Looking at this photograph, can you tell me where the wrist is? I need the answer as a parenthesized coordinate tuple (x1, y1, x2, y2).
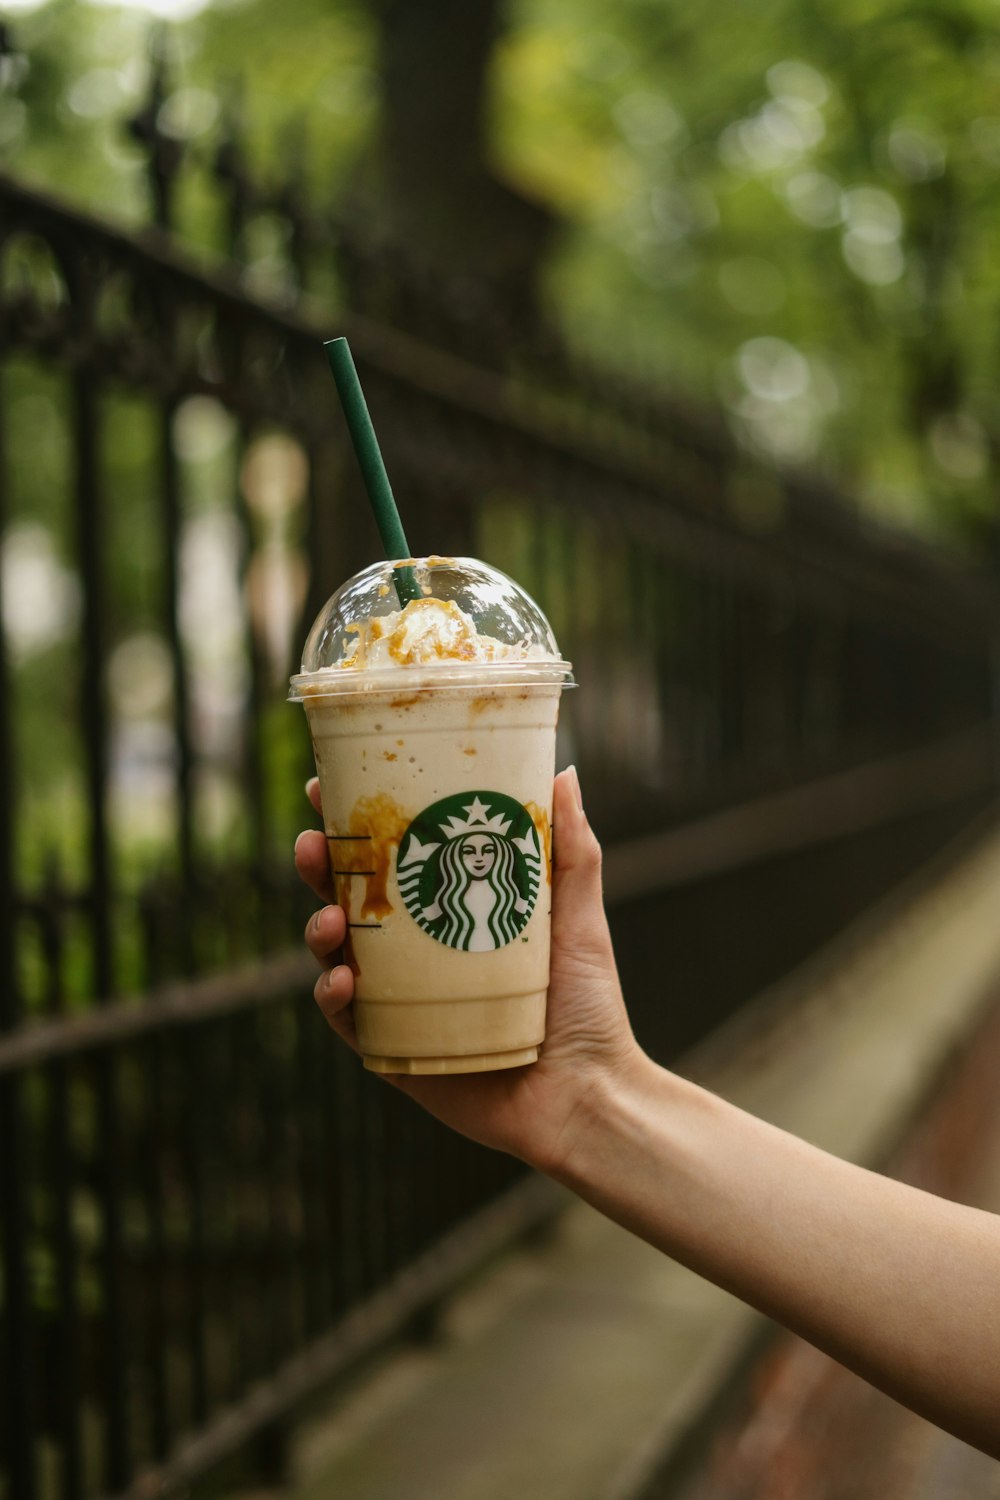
(547, 1046, 671, 1192)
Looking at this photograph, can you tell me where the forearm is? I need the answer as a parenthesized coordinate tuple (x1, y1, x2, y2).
(556, 1053, 1000, 1457)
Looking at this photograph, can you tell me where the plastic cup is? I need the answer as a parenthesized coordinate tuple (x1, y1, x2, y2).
(290, 556, 574, 1074)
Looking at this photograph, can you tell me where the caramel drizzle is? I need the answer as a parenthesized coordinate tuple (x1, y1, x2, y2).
(327, 793, 411, 932)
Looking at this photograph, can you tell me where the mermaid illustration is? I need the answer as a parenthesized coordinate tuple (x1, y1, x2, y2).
(396, 793, 541, 952)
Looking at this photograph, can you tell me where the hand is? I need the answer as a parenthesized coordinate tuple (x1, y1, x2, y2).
(294, 768, 641, 1173)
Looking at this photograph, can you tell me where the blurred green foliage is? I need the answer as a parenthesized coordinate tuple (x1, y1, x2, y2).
(6, 0, 1000, 546)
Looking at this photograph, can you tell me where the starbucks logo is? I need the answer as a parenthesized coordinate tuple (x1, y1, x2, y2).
(397, 792, 542, 952)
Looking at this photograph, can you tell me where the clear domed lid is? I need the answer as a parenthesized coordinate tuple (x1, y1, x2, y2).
(289, 556, 573, 698)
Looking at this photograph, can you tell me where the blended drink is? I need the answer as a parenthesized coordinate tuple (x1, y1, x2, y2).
(290, 556, 572, 1074)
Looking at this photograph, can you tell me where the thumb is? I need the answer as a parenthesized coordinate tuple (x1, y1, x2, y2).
(552, 767, 615, 963)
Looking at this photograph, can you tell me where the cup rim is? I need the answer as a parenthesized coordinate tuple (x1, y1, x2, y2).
(288, 658, 575, 701)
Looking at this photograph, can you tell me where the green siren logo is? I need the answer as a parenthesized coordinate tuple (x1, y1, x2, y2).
(397, 792, 542, 952)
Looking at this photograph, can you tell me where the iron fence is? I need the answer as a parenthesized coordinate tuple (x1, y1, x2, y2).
(1, 37, 999, 1500)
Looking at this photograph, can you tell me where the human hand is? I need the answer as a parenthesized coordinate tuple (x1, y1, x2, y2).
(294, 767, 641, 1174)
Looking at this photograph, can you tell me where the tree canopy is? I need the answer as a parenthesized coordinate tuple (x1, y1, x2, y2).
(6, 0, 1000, 548)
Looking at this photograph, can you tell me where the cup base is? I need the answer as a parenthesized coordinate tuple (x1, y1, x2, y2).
(363, 1045, 540, 1076)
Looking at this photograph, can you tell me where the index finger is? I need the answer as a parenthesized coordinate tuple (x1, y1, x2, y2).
(294, 828, 337, 905)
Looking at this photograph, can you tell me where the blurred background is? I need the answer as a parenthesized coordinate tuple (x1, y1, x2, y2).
(11, 0, 1000, 540)
(2, 0, 1000, 1497)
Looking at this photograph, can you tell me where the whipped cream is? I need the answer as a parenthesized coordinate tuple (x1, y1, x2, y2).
(340, 597, 553, 670)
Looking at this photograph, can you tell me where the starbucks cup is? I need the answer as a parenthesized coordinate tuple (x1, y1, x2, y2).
(290, 556, 574, 1075)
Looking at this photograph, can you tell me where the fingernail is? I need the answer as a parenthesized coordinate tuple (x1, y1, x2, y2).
(568, 764, 583, 810)
(294, 830, 307, 855)
(305, 777, 319, 796)
(310, 908, 324, 934)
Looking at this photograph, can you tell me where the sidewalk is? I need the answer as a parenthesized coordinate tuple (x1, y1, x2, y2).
(237, 814, 1000, 1500)
(672, 992, 1000, 1500)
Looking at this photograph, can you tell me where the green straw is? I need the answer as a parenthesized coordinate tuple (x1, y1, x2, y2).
(324, 336, 421, 605)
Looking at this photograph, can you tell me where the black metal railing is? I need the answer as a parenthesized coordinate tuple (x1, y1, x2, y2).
(1, 37, 999, 1500)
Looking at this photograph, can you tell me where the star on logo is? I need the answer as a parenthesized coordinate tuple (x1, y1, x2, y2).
(439, 795, 512, 839)
(399, 832, 441, 867)
(513, 830, 538, 858)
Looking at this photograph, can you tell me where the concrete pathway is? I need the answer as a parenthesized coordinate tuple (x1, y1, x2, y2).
(672, 1018, 1000, 1500)
(241, 817, 1000, 1500)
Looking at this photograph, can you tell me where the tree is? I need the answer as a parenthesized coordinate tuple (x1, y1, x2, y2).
(345, 0, 558, 346)
(8, 0, 1000, 544)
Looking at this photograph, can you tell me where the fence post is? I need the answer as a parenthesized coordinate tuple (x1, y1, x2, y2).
(252, 1420, 292, 1488)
